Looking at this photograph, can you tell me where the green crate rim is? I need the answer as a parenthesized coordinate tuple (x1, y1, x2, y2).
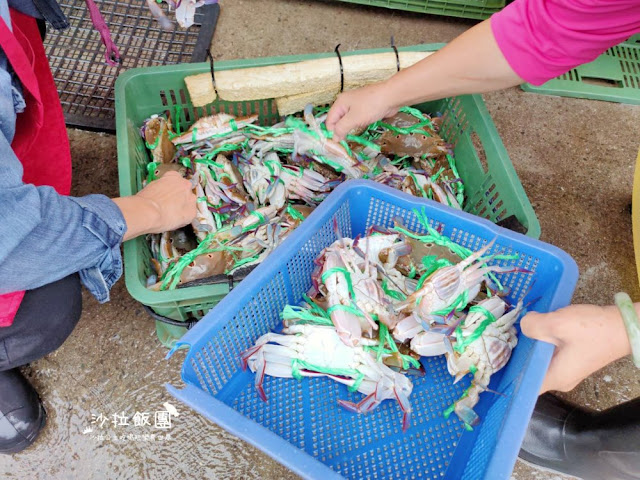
(331, 0, 504, 20)
(115, 44, 540, 318)
(521, 39, 640, 104)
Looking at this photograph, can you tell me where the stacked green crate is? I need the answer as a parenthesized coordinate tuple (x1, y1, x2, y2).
(332, 0, 505, 20)
(521, 35, 640, 104)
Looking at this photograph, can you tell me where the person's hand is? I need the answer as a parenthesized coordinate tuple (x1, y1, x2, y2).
(113, 171, 196, 241)
(521, 304, 632, 394)
(136, 171, 197, 233)
(326, 82, 400, 142)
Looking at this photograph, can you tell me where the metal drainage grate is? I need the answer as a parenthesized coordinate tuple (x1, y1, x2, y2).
(44, 0, 219, 131)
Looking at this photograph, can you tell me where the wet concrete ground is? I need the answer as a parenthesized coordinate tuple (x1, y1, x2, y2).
(2, 0, 640, 478)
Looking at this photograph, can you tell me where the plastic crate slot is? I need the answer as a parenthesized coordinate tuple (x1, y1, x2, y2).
(580, 76, 623, 88)
(169, 89, 178, 105)
(470, 131, 489, 174)
(159, 90, 168, 106)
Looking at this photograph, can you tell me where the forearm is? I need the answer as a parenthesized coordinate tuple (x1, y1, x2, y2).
(0, 189, 126, 299)
(382, 20, 522, 109)
(112, 195, 161, 241)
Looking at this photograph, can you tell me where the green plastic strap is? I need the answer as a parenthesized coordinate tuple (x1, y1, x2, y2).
(345, 134, 381, 152)
(241, 210, 268, 233)
(348, 372, 366, 393)
(469, 365, 478, 375)
(375, 323, 390, 361)
(285, 117, 320, 140)
(145, 135, 161, 151)
(160, 234, 217, 289)
(173, 105, 183, 135)
(403, 354, 421, 370)
(414, 271, 430, 292)
(286, 204, 306, 221)
(290, 165, 305, 178)
(430, 166, 445, 183)
(180, 157, 192, 169)
(422, 256, 454, 278)
(326, 304, 365, 318)
(408, 266, 417, 279)
(453, 305, 497, 353)
(321, 267, 355, 299)
(312, 152, 344, 172)
(146, 162, 160, 182)
(431, 289, 470, 317)
(398, 106, 431, 123)
(376, 120, 433, 137)
(228, 254, 261, 273)
(191, 127, 198, 143)
(391, 155, 410, 166)
(446, 154, 462, 185)
(443, 385, 475, 431)
(443, 384, 471, 418)
(229, 118, 238, 131)
(263, 159, 277, 177)
(381, 279, 406, 301)
(302, 294, 330, 318)
(281, 305, 333, 326)
(197, 143, 243, 165)
(212, 212, 223, 230)
(408, 171, 429, 198)
(339, 140, 354, 158)
(291, 358, 360, 381)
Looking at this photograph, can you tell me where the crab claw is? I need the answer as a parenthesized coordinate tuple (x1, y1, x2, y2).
(254, 350, 268, 402)
(455, 404, 480, 428)
(240, 343, 263, 370)
(337, 399, 361, 414)
(394, 389, 412, 433)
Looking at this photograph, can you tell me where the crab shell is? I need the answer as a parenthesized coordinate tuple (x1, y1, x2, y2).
(378, 130, 448, 158)
(144, 116, 177, 164)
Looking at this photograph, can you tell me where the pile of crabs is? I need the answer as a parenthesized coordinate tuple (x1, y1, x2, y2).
(141, 104, 465, 291)
(242, 211, 529, 431)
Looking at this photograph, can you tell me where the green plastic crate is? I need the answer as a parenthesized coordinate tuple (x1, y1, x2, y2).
(521, 38, 640, 104)
(330, 0, 505, 20)
(115, 44, 540, 347)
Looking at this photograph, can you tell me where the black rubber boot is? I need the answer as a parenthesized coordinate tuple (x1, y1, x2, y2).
(519, 393, 640, 480)
(0, 369, 46, 454)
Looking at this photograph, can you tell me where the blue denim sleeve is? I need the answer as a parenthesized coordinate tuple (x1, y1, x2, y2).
(0, 129, 127, 303)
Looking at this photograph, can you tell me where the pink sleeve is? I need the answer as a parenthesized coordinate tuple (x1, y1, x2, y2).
(490, 0, 640, 86)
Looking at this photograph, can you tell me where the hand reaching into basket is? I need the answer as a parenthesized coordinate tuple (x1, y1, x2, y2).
(113, 171, 197, 242)
(521, 304, 633, 393)
(326, 83, 400, 142)
(327, 20, 522, 142)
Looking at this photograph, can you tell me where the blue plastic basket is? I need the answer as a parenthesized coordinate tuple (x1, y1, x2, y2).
(167, 180, 578, 479)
